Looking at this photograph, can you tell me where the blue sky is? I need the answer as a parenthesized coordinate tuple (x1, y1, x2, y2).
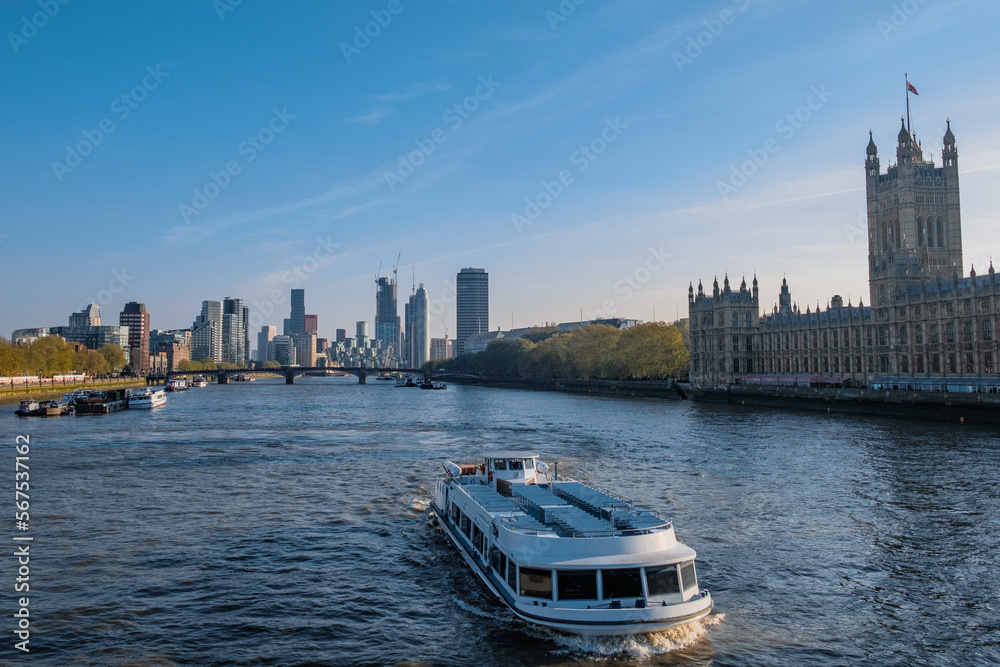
(3, 0, 1000, 350)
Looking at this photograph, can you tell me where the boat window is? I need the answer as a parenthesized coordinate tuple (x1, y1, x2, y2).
(557, 570, 597, 600)
(524, 459, 534, 470)
(491, 547, 506, 577)
(646, 565, 681, 596)
(602, 568, 643, 599)
(494, 460, 508, 471)
(461, 515, 472, 538)
(507, 559, 517, 590)
(509, 460, 523, 471)
(519, 567, 552, 599)
(680, 560, 698, 592)
(472, 525, 483, 553)
(450, 504, 460, 524)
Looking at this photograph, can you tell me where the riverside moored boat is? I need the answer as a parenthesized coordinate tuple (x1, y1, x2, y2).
(127, 387, 166, 408)
(431, 452, 713, 636)
(15, 399, 74, 416)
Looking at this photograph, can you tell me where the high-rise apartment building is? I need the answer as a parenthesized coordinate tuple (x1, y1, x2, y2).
(291, 332, 317, 366)
(222, 297, 247, 365)
(356, 321, 369, 339)
(305, 314, 318, 335)
(336, 329, 347, 343)
(267, 335, 294, 365)
(119, 301, 150, 371)
(192, 300, 223, 363)
(405, 284, 430, 367)
(456, 267, 489, 357)
(375, 277, 400, 360)
(256, 325, 277, 363)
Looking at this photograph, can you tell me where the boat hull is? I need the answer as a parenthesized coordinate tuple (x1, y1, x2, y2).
(430, 502, 713, 636)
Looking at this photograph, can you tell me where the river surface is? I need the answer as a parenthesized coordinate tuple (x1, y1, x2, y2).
(4, 378, 999, 666)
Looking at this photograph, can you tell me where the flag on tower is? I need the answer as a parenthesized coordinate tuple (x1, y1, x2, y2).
(906, 81, 919, 95)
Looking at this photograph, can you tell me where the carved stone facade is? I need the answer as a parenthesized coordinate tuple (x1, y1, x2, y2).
(689, 117, 1000, 386)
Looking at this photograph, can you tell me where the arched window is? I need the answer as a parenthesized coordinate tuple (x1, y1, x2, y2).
(927, 218, 935, 247)
(936, 217, 944, 248)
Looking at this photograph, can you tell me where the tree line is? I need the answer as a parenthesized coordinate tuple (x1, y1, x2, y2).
(0, 336, 128, 377)
(431, 322, 689, 381)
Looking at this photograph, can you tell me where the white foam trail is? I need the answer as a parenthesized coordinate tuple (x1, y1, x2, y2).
(411, 498, 430, 512)
(538, 613, 725, 660)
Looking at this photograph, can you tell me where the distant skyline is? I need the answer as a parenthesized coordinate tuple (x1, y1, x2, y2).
(3, 1, 1000, 341)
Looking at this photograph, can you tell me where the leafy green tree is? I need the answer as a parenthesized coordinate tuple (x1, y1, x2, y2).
(98, 343, 128, 371)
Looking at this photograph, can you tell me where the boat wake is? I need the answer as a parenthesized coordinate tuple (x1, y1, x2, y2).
(537, 613, 724, 660)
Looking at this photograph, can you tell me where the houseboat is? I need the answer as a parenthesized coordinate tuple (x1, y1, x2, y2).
(127, 387, 166, 408)
(73, 388, 129, 414)
(431, 452, 713, 636)
(15, 399, 73, 416)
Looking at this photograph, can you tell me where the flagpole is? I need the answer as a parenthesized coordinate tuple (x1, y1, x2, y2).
(905, 72, 911, 134)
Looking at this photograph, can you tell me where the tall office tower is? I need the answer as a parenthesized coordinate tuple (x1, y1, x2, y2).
(456, 267, 489, 356)
(119, 302, 151, 371)
(283, 318, 291, 336)
(256, 325, 277, 363)
(305, 314, 318, 335)
(290, 289, 305, 334)
(70, 303, 101, 327)
(222, 297, 247, 365)
(316, 337, 328, 354)
(192, 300, 223, 362)
(336, 329, 347, 343)
(356, 321, 369, 339)
(405, 284, 430, 367)
(375, 277, 400, 359)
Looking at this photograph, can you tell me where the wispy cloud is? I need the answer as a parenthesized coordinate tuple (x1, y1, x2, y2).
(373, 81, 451, 102)
(344, 106, 393, 126)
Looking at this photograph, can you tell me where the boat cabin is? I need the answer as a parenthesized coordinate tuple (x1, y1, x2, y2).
(483, 451, 542, 493)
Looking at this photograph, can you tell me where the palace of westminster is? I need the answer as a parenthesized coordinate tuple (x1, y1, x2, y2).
(689, 113, 1000, 387)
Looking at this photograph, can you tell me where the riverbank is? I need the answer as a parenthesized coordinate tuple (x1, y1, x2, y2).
(0, 378, 147, 406)
(475, 376, 682, 400)
(679, 382, 1000, 425)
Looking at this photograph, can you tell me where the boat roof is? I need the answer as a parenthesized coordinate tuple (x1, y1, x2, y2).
(483, 451, 538, 459)
(454, 477, 670, 539)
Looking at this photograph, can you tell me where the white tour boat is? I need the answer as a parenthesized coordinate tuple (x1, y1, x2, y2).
(190, 376, 208, 387)
(128, 387, 166, 408)
(431, 452, 713, 636)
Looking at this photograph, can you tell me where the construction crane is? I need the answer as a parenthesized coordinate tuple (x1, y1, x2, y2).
(441, 318, 448, 340)
(374, 262, 382, 283)
(392, 251, 400, 286)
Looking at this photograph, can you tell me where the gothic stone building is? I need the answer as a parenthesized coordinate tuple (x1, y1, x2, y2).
(689, 117, 1000, 387)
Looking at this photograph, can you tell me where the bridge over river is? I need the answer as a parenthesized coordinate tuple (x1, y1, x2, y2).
(146, 367, 479, 385)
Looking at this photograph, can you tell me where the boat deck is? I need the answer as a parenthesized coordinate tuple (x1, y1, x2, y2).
(456, 477, 670, 537)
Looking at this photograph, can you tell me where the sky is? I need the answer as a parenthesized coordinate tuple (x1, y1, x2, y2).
(3, 0, 1000, 351)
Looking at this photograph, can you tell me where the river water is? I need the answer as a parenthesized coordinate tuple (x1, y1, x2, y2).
(5, 378, 999, 666)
